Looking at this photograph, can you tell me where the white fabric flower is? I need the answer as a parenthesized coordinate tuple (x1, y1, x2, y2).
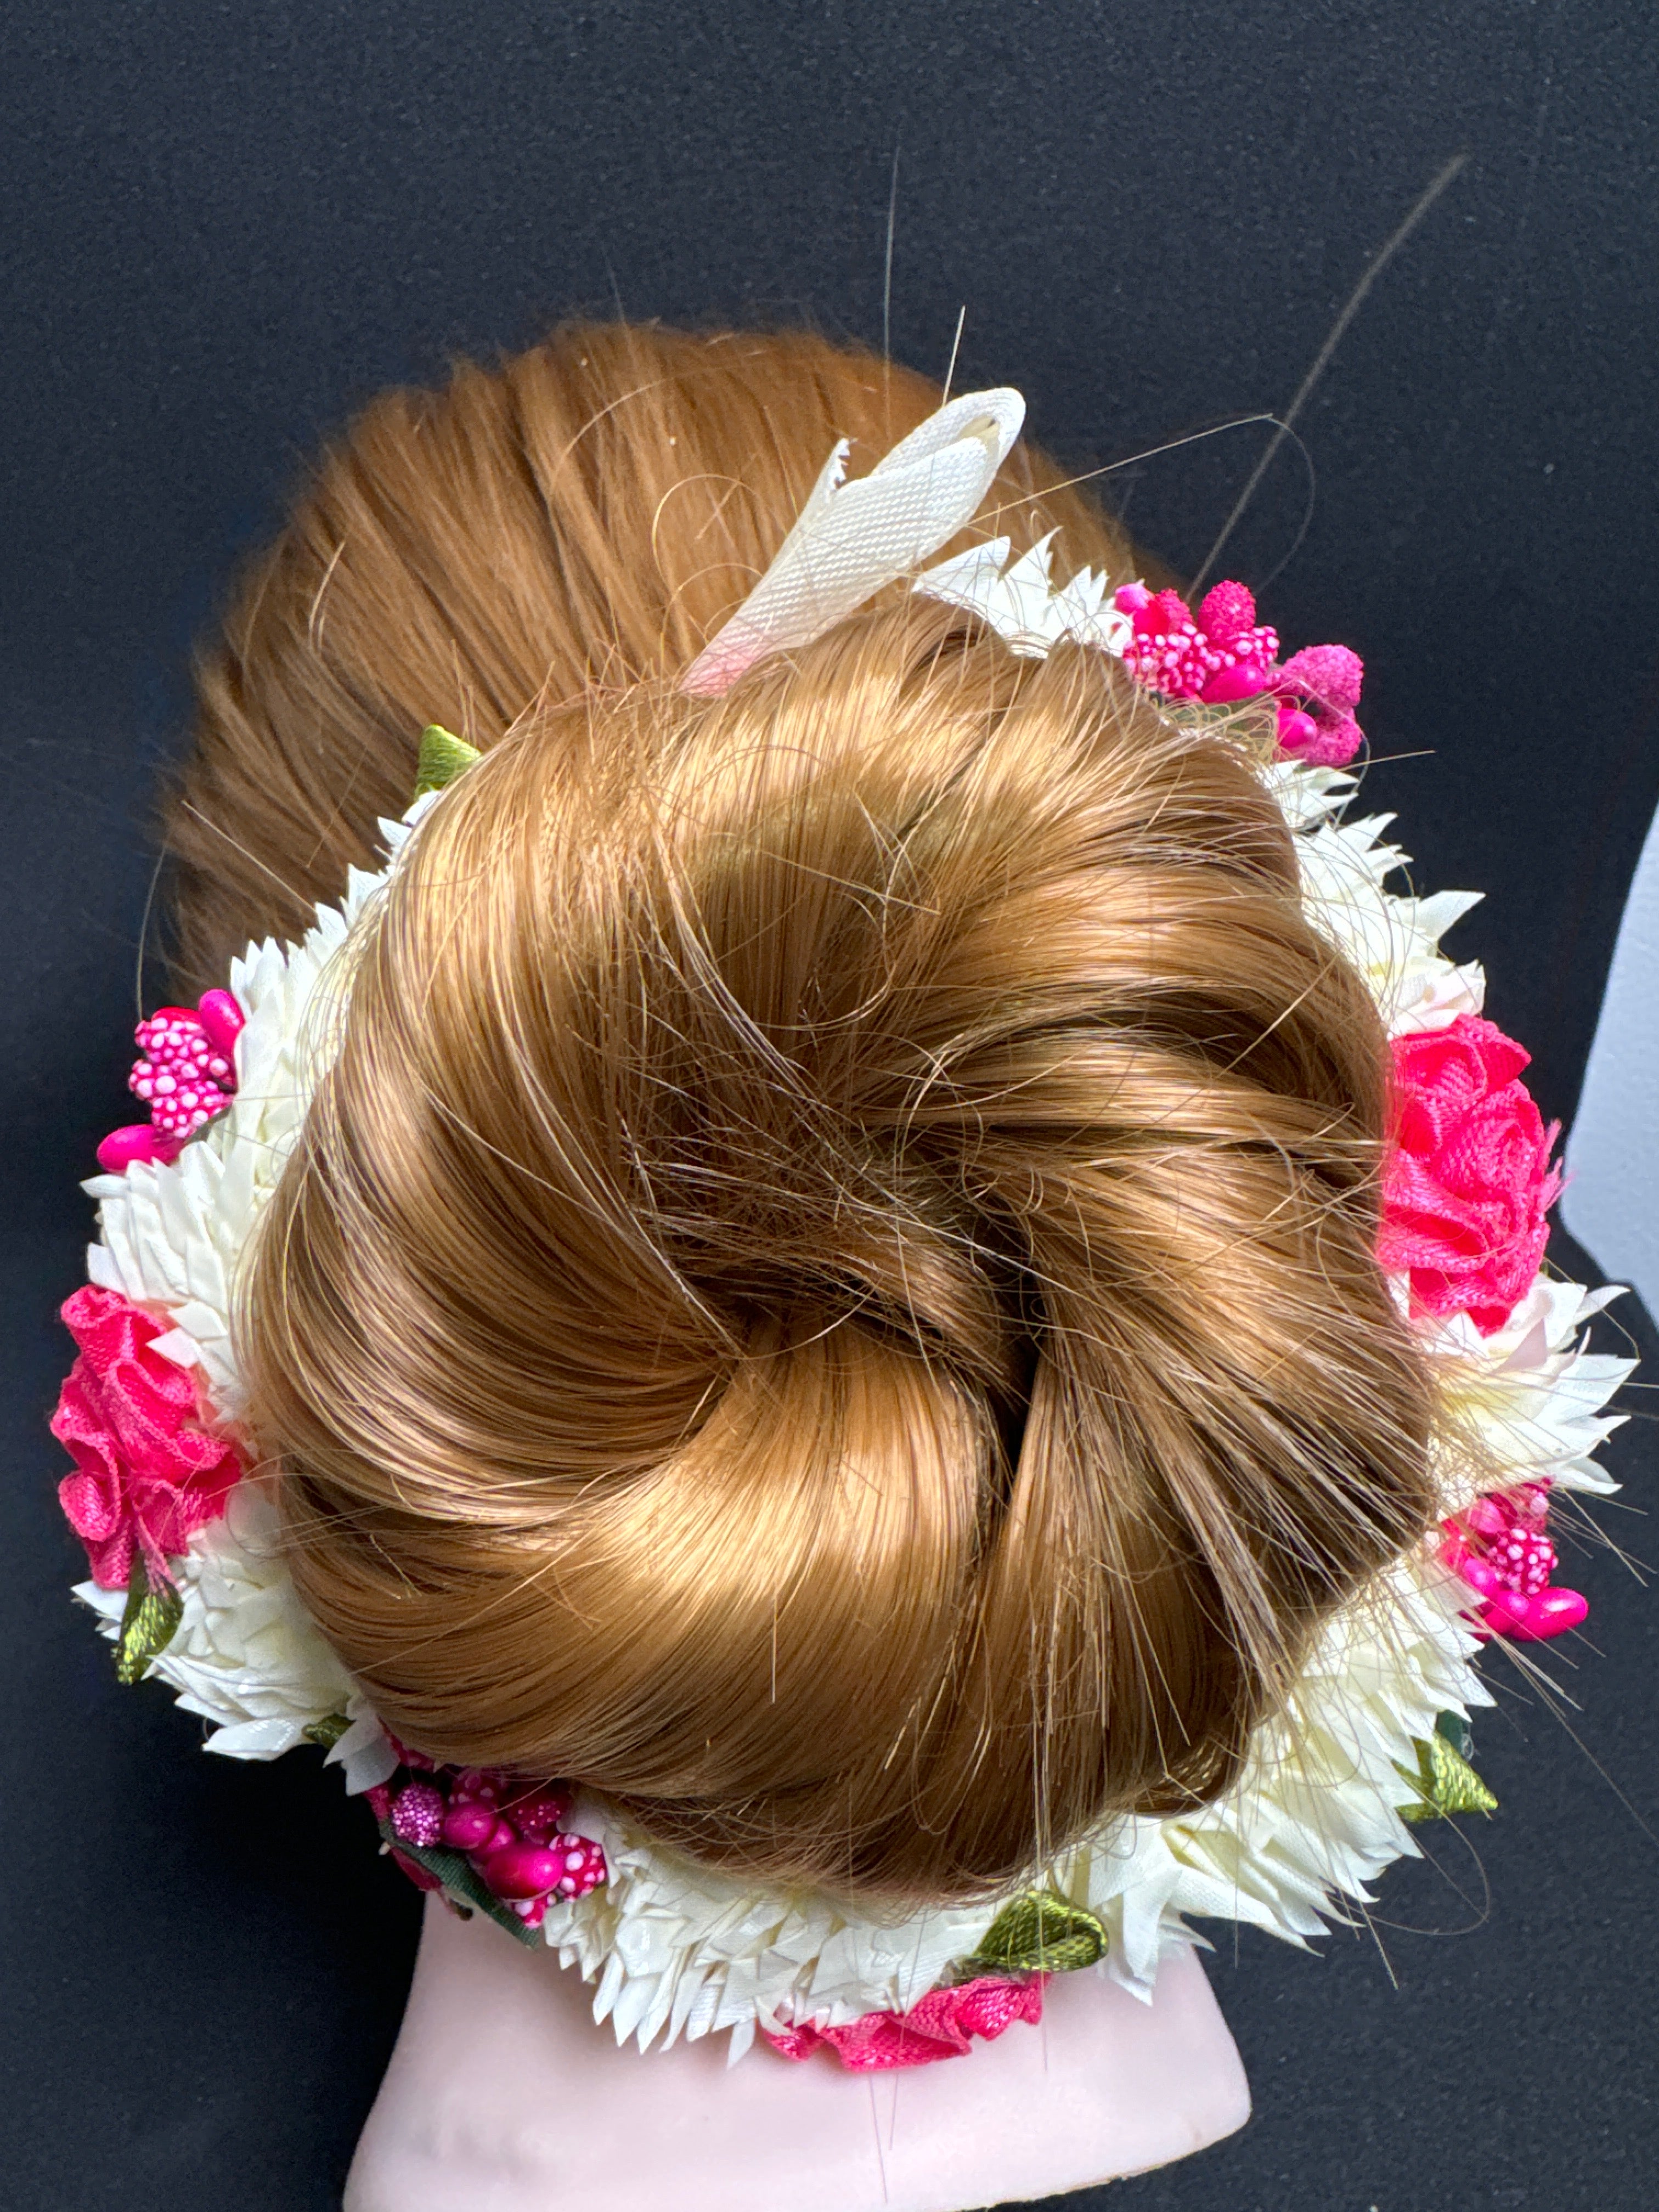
(915, 532, 1132, 657)
(537, 1798, 996, 2062)
(1288, 787, 1487, 1037)
(77, 1482, 396, 1790)
(1426, 1277, 1633, 1516)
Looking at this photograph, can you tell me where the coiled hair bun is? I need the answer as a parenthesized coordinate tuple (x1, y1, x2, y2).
(174, 324, 1437, 1900)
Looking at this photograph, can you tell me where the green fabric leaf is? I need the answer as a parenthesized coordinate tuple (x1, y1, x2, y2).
(1433, 1709, 1472, 1759)
(377, 1824, 542, 1947)
(303, 1713, 352, 1750)
(115, 1554, 183, 1685)
(952, 1888, 1109, 1981)
(1397, 1722, 1498, 1823)
(413, 724, 482, 798)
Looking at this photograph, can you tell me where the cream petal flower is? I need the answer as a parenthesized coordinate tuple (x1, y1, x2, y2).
(78, 1484, 396, 1788)
(915, 532, 1132, 657)
(1427, 1278, 1633, 1516)
(1294, 802, 1486, 1038)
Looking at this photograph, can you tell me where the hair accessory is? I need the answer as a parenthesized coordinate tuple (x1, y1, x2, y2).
(1381, 1015, 1562, 1332)
(681, 387, 1025, 695)
(1111, 578, 1367, 764)
(1438, 1479, 1588, 1641)
(365, 1758, 608, 1941)
(55, 386, 1633, 2067)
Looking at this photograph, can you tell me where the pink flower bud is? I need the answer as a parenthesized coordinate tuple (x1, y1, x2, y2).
(439, 1802, 499, 1852)
(95, 1124, 177, 1173)
(478, 1842, 566, 1900)
(1195, 579, 1258, 645)
(391, 1781, 445, 1848)
(195, 989, 245, 1059)
(500, 1788, 569, 1842)
(1480, 1585, 1589, 1642)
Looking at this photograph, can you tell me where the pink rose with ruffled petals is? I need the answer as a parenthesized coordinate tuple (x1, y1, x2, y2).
(1379, 1015, 1560, 1335)
(51, 1286, 241, 1588)
(765, 1975, 1045, 2069)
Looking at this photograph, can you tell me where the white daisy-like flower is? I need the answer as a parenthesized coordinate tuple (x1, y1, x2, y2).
(1293, 799, 1487, 1038)
(1108, 1553, 1487, 1983)
(1426, 1277, 1634, 1516)
(77, 1482, 396, 1792)
(536, 1797, 997, 2061)
(916, 532, 1132, 657)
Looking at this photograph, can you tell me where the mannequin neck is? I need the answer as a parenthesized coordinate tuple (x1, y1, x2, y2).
(346, 1895, 1250, 2212)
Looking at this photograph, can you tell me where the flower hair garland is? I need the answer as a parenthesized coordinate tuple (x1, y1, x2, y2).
(55, 391, 1633, 2069)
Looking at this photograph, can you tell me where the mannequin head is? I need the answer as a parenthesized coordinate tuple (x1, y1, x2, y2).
(167, 323, 1437, 1906)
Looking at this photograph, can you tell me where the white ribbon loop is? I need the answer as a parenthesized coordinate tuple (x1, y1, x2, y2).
(681, 387, 1027, 696)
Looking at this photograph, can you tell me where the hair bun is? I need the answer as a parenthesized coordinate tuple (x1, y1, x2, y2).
(249, 595, 1436, 1900)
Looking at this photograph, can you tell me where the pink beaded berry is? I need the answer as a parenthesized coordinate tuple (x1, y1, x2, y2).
(98, 988, 245, 1172)
(548, 1834, 607, 1899)
(1440, 1481, 1587, 1642)
(373, 1757, 606, 1923)
(1112, 577, 1366, 767)
(390, 1780, 446, 1849)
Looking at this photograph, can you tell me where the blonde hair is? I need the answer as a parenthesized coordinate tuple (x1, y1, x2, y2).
(169, 323, 1437, 1903)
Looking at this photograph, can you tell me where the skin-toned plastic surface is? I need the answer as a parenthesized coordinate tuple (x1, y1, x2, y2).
(344, 1896, 1250, 2212)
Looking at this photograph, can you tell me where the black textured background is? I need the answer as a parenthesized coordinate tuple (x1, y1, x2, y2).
(4, 5, 1657, 2208)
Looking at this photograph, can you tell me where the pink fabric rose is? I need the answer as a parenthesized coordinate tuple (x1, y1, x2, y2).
(765, 1974, 1045, 2070)
(1379, 1015, 1560, 1335)
(51, 1285, 241, 1588)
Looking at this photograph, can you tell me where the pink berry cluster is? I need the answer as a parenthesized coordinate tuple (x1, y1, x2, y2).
(1116, 579, 1279, 702)
(370, 1763, 607, 1928)
(1439, 1480, 1588, 1643)
(131, 1003, 238, 1141)
(1113, 579, 1366, 768)
(98, 988, 245, 1173)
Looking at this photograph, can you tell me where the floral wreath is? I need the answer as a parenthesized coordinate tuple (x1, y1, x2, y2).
(54, 390, 1633, 2072)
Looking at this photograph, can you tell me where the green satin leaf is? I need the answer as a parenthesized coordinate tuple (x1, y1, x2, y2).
(1433, 1709, 1472, 1759)
(376, 1824, 542, 1947)
(1397, 1723, 1498, 1823)
(303, 1713, 352, 1750)
(413, 724, 482, 798)
(954, 1888, 1109, 1980)
(115, 1553, 183, 1685)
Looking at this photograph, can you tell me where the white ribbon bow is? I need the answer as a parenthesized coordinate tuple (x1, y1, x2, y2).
(681, 387, 1027, 696)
